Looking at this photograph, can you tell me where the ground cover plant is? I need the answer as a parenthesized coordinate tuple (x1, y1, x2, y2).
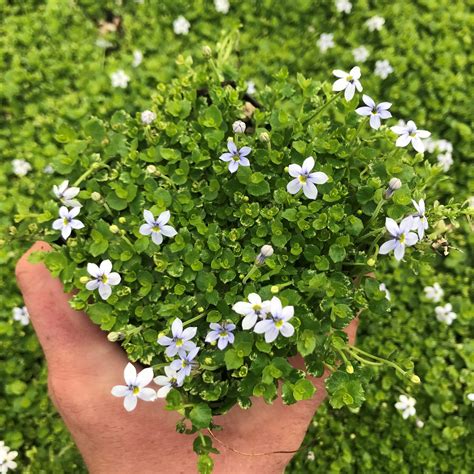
(1, 0, 472, 472)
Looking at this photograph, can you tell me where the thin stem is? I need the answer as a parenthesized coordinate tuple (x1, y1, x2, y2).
(183, 312, 206, 327)
(73, 157, 111, 187)
(347, 350, 383, 367)
(366, 199, 386, 228)
(242, 264, 259, 284)
(347, 345, 408, 377)
(305, 92, 341, 124)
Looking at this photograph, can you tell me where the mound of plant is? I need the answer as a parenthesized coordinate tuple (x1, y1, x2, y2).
(16, 50, 468, 471)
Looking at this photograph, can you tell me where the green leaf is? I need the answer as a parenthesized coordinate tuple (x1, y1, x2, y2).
(293, 378, 316, 401)
(224, 349, 244, 370)
(329, 244, 346, 263)
(189, 404, 212, 429)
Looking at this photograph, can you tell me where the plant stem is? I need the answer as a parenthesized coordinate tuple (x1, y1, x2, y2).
(346, 345, 408, 377)
(183, 312, 206, 327)
(305, 92, 341, 124)
(242, 263, 259, 284)
(366, 199, 386, 228)
(73, 157, 111, 187)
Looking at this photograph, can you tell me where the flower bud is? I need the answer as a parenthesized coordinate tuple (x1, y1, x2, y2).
(109, 224, 120, 234)
(384, 177, 402, 199)
(346, 364, 354, 374)
(256, 244, 274, 264)
(107, 331, 125, 342)
(202, 45, 212, 57)
(146, 165, 157, 174)
(410, 374, 421, 384)
(118, 217, 126, 224)
(79, 276, 89, 284)
(141, 110, 156, 125)
(367, 258, 376, 267)
(91, 192, 102, 201)
(271, 285, 279, 294)
(259, 131, 270, 142)
(204, 357, 213, 365)
(232, 120, 246, 134)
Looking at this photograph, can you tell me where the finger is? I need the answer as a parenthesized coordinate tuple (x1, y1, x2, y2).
(15, 241, 126, 375)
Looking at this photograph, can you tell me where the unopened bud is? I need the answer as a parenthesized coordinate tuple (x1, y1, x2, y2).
(259, 131, 270, 142)
(202, 45, 212, 57)
(271, 285, 279, 294)
(204, 357, 213, 365)
(79, 276, 89, 284)
(256, 244, 274, 264)
(109, 224, 120, 234)
(367, 258, 376, 267)
(118, 217, 126, 224)
(107, 331, 125, 342)
(91, 192, 102, 201)
(146, 165, 157, 174)
(346, 364, 354, 374)
(384, 178, 402, 199)
(232, 120, 246, 134)
(411, 374, 421, 384)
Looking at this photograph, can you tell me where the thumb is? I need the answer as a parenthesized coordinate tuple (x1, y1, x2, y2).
(15, 241, 126, 376)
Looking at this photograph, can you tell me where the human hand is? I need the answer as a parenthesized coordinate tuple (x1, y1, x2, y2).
(16, 241, 358, 474)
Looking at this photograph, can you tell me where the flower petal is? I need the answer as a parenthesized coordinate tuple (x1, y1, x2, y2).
(264, 326, 279, 343)
(156, 385, 172, 398)
(239, 146, 252, 157)
(308, 171, 328, 185)
(332, 78, 348, 92)
(124, 363, 137, 386)
(287, 178, 302, 195)
(369, 114, 381, 130)
(137, 387, 156, 401)
(280, 322, 295, 338)
(227, 141, 237, 154)
(362, 94, 375, 108)
(171, 318, 183, 337)
(254, 319, 274, 334)
(302, 156, 315, 174)
(242, 313, 258, 330)
(143, 210, 155, 225)
(302, 181, 318, 199)
(344, 83, 356, 101)
(270, 296, 283, 316)
(394, 242, 405, 261)
(288, 164, 302, 177)
(228, 160, 239, 173)
(232, 301, 253, 315)
(379, 239, 397, 254)
(124, 394, 138, 412)
(157, 210, 170, 226)
(356, 106, 372, 116)
(332, 69, 347, 78)
(111, 385, 129, 397)
(100, 259, 113, 274)
(411, 136, 425, 153)
(281, 306, 294, 321)
(139, 223, 153, 235)
(396, 134, 411, 148)
(219, 152, 233, 162)
(161, 225, 177, 238)
(136, 367, 154, 387)
(107, 272, 121, 286)
(151, 232, 163, 245)
(86, 279, 99, 290)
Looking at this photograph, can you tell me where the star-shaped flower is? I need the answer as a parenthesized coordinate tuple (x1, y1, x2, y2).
(170, 347, 200, 377)
(53, 180, 80, 207)
(52, 206, 84, 240)
(254, 296, 295, 343)
(157, 318, 197, 358)
(332, 66, 363, 101)
(379, 216, 418, 261)
(395, 395, 416, 419)
(111, 363, 156, 412)
(287, 156, 328, 200)
(12, 306, 30, 326)
(205, 322, 236, 350)
(391, 120, 431, 153)
(139, 210, 177, 245)
(219, 141, 251, 173)
(423, 283, 443, 303)
(356, 95, 392, 129)
(233, 293, 271, 330)
(435, 303, 457, 325)
(154, 366, 185, 399)
(412, 199, 428, 239)
(86, 259, 121, 300)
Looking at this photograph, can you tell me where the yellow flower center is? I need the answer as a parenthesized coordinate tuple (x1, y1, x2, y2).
(175, 339, 183, 347)
(232, 155, 240, 161)
(152, 225, 161, 232)
(299, 175, 307, 183)
(133, 386, 140, 395)
(220, 331, 228, 337)
(399, 234, 406, 244)
(253, 304, 262, 312)
(101, 275, 108, 284)
(347, 75, 353, 81)
(275, 320, 283, 328)
(63, 218, 69, 225)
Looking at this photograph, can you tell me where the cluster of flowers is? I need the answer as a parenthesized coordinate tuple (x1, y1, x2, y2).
(11, 306, 29, 326)
(423, 283, 457, 325)
(424, 137, 454, 172)
(112, 294, 294, 411)
(0, 441, 18, 473)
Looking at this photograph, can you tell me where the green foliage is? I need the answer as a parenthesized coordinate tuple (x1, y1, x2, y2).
(0, 0, 472, 473)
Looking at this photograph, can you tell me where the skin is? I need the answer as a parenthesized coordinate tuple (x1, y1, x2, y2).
(16, 241, 358, 474)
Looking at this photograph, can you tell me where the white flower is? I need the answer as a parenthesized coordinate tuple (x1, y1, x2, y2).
(214, 0, 230, 14)
(111, 363, 156, 411)
(132, 49, 143, 67)
(157, 318, 197, 358)
(332, 66, 363, 101)
(53, 180, 80, 207)
(43, 164, 54, 174)
(246, 81, 256, 95)
(110, 70, 130, 88)
(232, 120, 246, 134)
(317, 33, 335, 53)
(416, 419, 424, 428)
(437, 139, 453, 153)
(287, 156, 329, 199)
(96, 38, 113, 49)
(374, 59, 393, 79)
(0, 441, 18, 472)
(395, 394, 416, 419)
(141, 110, 156, 125)
(437, 153, 453, 171)
(233, 293, 271, 330)
(352, 46, 369, 63)
(379, 216, 418, 261)
(307, 451, 315, 461)
(435, 303, 457, 325)
(379, 283, 391, 301)
(52, 206, 84, 240)
(12, 306, 29, 326)
(173, 16, 190, 35)
(205, 322, 236, 350)
(356, 94, 392, 129)
(467, 393, 474, 402)
(139, 210, 177, 245)
(390, 120, 431, 153)
(365, 16, 385, 32)
(86, 259, 121, 300)
(154, 366, 185, 398)
(412, 199, 428, 239)
(254, 297, 295, 343)
(12, 159, 32, 177)
(424, 283, 444, 303)
(335, 0, 352, 13)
